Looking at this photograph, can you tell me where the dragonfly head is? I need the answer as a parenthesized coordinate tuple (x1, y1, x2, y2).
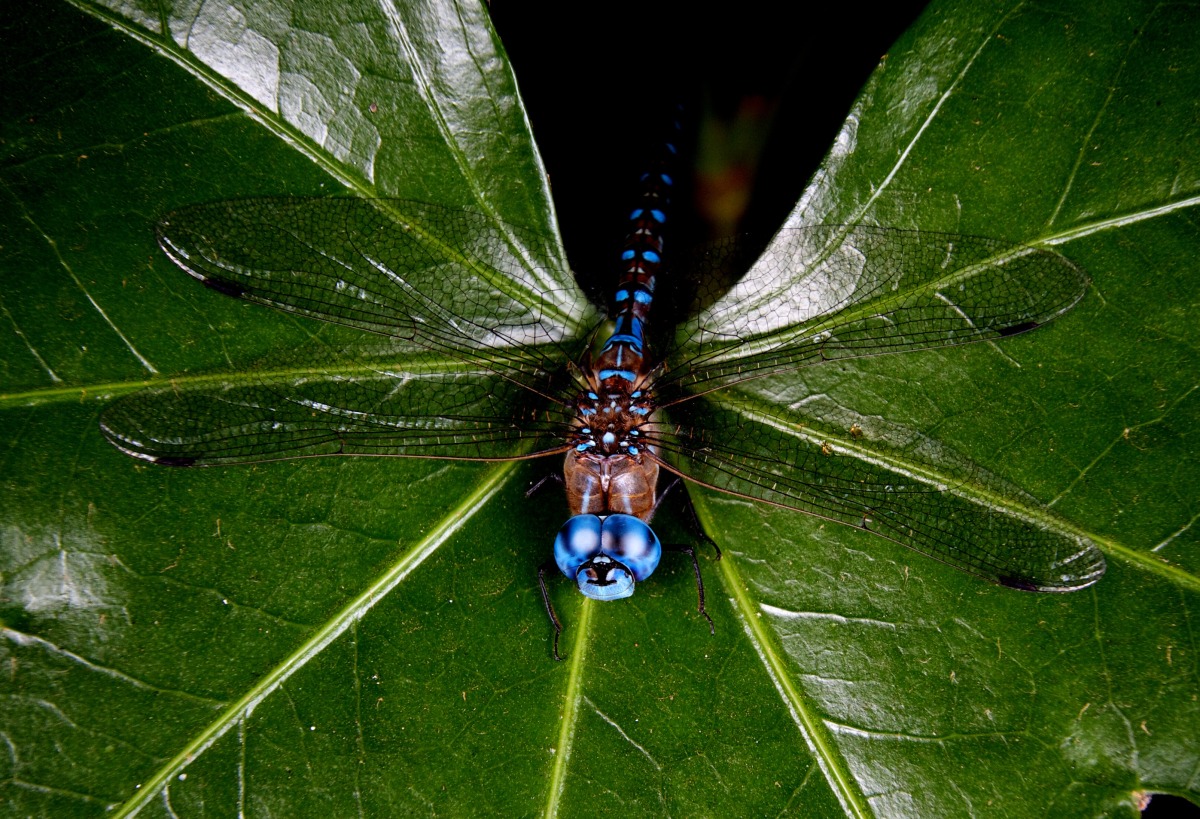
(554, 514, 662, 601)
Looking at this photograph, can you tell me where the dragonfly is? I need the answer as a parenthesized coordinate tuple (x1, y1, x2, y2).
(100, 126, 1106, 659)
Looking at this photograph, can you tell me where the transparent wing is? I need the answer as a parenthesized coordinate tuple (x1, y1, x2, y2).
(154, 197, 599, 394)
(102, 197, 595, 466)
(658, 226, 1087, 401)
(646, 401, 1105, 591)
(101, 360, 576, 466)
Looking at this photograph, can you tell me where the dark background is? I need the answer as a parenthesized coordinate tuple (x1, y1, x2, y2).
(488, 3, 928, 299)
(487, 5, 1199, 818)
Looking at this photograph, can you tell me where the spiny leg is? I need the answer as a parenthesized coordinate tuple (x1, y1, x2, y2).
(526, 472, 564, 499)
(537, 558, 565, 661)
(665, 543, 715, 634)
(655, 477, 720, 633)
(655, 476, 723, 561)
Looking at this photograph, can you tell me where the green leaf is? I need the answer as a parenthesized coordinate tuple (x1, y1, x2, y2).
(1, 1, 1196, 817)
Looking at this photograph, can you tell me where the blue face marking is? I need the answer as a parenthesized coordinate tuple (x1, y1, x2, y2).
(577, 555, 635, 600)
(553, 514, 662, 601)
(614, 289, 629, 302)
(621, 249, 635, 261)
(630, 208, 643, 219)
(642, 250, 660, 264)
(587, 392, 599, 400)
(628, 446, 639, 455)
(650, 209, 665, 223)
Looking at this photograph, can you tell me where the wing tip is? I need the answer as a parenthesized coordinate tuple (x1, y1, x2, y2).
(100, 417, 199, 467)
(998, 547, 1107, 593)
(198, 275, 247, 298)
(149, 455, 199, 467)
(996, 320, 1040, 338)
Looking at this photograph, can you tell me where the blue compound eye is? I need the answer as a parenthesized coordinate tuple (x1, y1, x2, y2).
(600, 514, 661, 581)
(554, 515, 661, 601)
(554, 515, 603, 577)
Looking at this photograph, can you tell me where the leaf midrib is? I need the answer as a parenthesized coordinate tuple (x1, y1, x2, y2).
(711, 389, 1200, 594)
(0, 355, 545, 410)
(108, 458, 519, 817)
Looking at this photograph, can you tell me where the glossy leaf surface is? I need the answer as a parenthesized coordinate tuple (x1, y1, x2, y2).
(1, 1, 1197, 816)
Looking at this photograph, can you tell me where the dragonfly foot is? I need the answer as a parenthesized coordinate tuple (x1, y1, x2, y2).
(537, 559, 566, 661)
(527, 473, 564, 499)
(657, 478, 722, 560)
(666, 543, 715, 635)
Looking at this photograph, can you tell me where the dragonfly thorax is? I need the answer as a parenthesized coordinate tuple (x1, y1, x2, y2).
(571, 385, 654, 458)
(563, 381, 661, 523)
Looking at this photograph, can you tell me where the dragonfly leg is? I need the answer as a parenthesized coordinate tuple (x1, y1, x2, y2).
(526, 472, 564, 499)
(655, 477, 722, 561)
(652, 475, 683, 515)
(665, 544, 715, 634)
(537, 558, 565, 661)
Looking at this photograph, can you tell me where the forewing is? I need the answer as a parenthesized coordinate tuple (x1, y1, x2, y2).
(648, 400, 1106, 591)
(155, 197, 599, 391)
(659, 226, 1087, 400)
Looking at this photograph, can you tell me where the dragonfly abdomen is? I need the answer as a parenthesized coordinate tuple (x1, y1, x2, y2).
(593, 115, 679, 388)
